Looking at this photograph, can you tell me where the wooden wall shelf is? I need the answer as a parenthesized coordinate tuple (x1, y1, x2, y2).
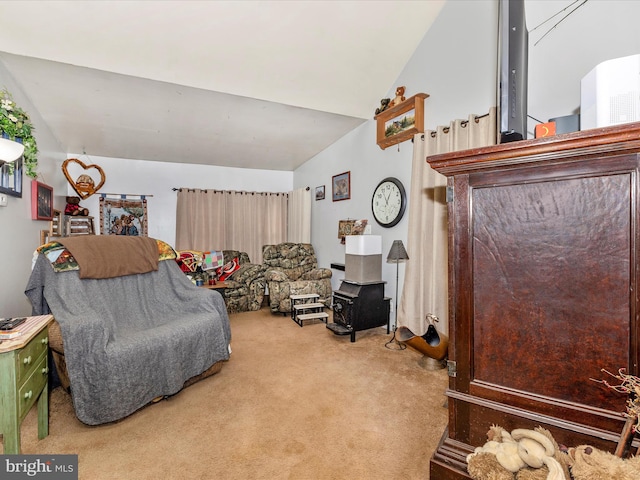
(374, 93, 428, 150)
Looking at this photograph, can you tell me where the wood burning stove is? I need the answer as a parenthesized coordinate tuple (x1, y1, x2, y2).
(327, 280, 390, 342)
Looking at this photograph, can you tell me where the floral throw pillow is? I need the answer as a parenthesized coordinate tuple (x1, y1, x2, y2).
(176, 250, 202, 273)
(216, 257, 241, 281)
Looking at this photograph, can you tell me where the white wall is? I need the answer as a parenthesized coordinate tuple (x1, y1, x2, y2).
(296, 0, 640, 323)
(296, 0, 499, 312)
(65, 154, 292, 245)
(526, 0, 640, 136)
(0, 62, 67, 317)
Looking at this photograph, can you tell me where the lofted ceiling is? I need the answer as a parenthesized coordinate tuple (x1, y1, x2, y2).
(0, 0, 445, 171)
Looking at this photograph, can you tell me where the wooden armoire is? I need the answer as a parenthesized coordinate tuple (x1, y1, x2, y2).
(427, 123, 640, 479)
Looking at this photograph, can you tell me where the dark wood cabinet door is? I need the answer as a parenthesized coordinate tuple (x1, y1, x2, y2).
(428, 123, 640, 479)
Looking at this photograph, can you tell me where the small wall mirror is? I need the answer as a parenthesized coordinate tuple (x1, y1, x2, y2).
(0, 156, 23, 197)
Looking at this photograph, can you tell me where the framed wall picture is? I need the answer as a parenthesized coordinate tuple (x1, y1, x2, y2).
(31, 180, 53, 221)
(375, 93, 428, 150)
(315, 185, 325, 201)
(332, 171, 351, 201)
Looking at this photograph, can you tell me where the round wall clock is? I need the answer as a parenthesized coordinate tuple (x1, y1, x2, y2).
(371, 177, 407, 228)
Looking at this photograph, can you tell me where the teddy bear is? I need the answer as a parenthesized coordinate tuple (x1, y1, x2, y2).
(65, 196, 89, 216)
(391, 85, 406, 106)
(567, 444, 640, 479)
(375, 98, 391, 115)
(466, 425, 571, 480)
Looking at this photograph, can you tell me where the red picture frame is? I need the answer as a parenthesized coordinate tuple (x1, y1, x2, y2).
(31, 180, 54, 221)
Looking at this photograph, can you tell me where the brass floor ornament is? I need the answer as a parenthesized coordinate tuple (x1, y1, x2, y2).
(396, 314, 448, 370)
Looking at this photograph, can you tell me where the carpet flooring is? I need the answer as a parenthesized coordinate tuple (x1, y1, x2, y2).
(14, 307, 448, 479)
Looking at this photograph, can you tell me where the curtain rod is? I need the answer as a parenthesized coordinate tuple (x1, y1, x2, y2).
(418, 111, 492, 140)
(172, 186, 310, 193)
(172, 187, 290, 195)
(100, 192, 154, 197)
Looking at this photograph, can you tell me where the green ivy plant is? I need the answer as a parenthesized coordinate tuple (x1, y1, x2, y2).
(0, 88, 38, 178)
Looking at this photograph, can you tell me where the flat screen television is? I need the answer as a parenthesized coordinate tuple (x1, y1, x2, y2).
(498, 0, 528, 143)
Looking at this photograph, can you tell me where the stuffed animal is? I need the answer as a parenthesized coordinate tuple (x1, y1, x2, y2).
(568, 445, 640, 480)
(511, 428, 569, 480)
(65, 196, 89, 216)
(375, 98, 391, 115)
(467, 425, 571, 480)
(391, 86, 406, 106)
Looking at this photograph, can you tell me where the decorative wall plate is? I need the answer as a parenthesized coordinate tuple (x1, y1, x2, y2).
(62, 158, 106, 199)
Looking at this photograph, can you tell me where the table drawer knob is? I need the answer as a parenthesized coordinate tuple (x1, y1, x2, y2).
(23, 356, 32, 365)
(41, 367, 49, 375)
(41, 337, 49, 345)
(24, 390, 33, 400)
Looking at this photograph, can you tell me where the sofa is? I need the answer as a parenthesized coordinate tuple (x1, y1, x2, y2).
(217, 250, 266, 313)
(263, 243, 332, 314)
(177, 249, 266, 314)
(25, 235, 232, 425)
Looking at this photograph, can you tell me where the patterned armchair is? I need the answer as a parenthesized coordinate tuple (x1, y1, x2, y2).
(219, 250, 266, 314)
(262, 243, 332, 314)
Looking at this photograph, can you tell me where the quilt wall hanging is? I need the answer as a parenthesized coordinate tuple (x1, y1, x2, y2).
(99, 195, 148, 236)
(338, 219, 368, 244)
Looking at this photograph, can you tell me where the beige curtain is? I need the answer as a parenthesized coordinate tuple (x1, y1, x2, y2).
(398, 107, 497, 335)
(175, 189, 287, 264)
(287, 187, 311, 243)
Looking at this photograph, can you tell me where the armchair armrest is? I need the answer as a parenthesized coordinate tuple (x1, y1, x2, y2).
(264, 268, 289, 282)
(229, 263, 265, 286)
(301, 268, 332, 281)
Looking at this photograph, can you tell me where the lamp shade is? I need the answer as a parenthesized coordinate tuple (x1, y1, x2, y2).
(387, 240, 409, 263)
(0, 137, 24, 163)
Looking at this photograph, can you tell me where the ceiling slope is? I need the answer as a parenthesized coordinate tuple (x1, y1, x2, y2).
(0, 0, 444, 170)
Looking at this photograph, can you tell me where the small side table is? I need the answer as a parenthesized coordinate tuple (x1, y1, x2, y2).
(200, 281, 228, 297)
(200, 281, 228, 290)
(0, 315, 53, 454)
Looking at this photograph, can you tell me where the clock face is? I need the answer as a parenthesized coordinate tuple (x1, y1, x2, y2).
(372, 177, 407, 228)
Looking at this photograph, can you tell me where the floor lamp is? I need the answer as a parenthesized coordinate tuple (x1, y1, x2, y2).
(385, 240, 409, 350)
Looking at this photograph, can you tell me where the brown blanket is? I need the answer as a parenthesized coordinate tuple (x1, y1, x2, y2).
(58, 236, 159, 279)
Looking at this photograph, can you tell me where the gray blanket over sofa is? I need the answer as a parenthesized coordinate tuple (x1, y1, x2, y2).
(25, 254, 231, 425)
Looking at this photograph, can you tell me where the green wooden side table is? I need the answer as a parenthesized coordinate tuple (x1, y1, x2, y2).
(0, 315, 53, 454)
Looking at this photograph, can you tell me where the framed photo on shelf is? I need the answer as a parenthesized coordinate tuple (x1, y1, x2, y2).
(31, 180, 53, 221)
(375, 93, 428, 150)
(49, 209, 62, 236)
(39, 229, 50, 246)
(332, 171, 350, 202)
(315, 185, 325, 201)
